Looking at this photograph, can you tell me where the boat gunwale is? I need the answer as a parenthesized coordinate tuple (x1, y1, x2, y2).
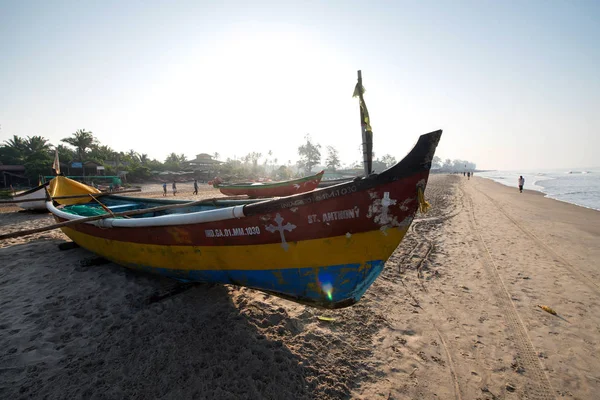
(12, 181, 49, 198)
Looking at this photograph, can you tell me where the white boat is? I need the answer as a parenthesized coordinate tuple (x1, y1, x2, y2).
(12, 183, 49, 211)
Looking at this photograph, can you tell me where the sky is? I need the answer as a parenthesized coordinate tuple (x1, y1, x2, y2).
(1, 0, 599, 171)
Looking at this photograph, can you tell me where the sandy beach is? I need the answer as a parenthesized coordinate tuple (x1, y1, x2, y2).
(1, 175, 599, 399)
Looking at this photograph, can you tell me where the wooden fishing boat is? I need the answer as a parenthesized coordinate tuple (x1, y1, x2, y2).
(12, 182, 49, 211)
(10, 176, 101, 211)
(318, 177, 354, 188)
(46, 130, 442, 308)
(215, 170, 324, 198)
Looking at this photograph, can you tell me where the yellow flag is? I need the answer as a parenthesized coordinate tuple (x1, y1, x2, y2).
(352, 83, 372, 133)
(52, 149, 60, 174)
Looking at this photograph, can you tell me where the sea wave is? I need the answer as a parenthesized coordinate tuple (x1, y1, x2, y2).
(478, 170, 600, 211)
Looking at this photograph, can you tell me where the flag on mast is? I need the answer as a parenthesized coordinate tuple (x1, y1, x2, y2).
(52, 149, 60, 175)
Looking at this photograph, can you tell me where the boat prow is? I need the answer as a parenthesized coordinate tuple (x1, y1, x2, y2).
(12, 182, 50, 211)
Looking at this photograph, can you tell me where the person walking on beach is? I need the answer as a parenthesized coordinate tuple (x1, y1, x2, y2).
(162, 182, 167, 196)
(467, 171, 470, 180)
(518, 176, 525, 193)
(172, 181, 177, 196)
(193, 179, 198, 195)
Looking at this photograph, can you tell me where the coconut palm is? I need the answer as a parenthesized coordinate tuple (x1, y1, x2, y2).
(127, 149, 139, 162)
(89, 145, 115, 162)
(139, 153, 149, 164)
(61, 129, 97, 162)
(4, 135, 26, 152)
(23, 136, 52, 156)
(0, 135, 27, 164)
(56, 144, 75, 164)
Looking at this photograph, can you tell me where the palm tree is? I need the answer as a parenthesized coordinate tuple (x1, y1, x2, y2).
(61, 129, 97, 162)
(56, 144, 75, 163)
(4, 135, 26, 152)
(213, 152, 220, 160)
(24, 136, 52, 156)
(127, 149, 139, 163)
(0, 135, 27, 164)
(89, 145, 115, 162)
(139, 153, 149, 164)
(165, 153, 179, 164)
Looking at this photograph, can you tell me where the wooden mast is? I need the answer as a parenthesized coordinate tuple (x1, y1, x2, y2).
(356, 70, 373, 176)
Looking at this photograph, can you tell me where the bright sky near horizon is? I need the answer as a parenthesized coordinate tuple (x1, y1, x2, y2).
(1, 0, 598, 171)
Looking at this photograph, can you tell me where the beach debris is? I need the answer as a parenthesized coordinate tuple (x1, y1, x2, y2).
(536, 304, 570, 322)
(506, 383, 516, 392)
(537, 305, 557, 316)
(317, 316, 336, 322)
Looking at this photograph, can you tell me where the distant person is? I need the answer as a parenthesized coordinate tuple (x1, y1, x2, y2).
(172, 181, 177, 196)
(518, 176, 525, 193)
(162, 182, 167, 197)
(467, 172, 470, 180)
(463, 172, 465, 177)
(193, 179, 198, 195)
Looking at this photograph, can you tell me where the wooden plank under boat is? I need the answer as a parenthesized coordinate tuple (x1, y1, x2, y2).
(46, 130, 442, 308)
(215, 170, 324, 198)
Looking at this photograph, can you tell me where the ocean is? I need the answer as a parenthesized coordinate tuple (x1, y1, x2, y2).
(477, 168, 600, 211)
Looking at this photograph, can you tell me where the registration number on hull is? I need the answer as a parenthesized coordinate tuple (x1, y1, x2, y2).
(205, 226, 261, 238)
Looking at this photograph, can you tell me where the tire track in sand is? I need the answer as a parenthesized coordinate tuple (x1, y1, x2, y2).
(472, 183, 600, 294)
(464, 187, 555, 400)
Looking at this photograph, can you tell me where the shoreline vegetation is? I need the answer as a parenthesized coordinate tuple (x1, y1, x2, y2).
(1, 130, 477, 189)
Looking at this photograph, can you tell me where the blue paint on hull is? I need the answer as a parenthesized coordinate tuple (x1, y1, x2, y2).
(134, 260, 385, 308)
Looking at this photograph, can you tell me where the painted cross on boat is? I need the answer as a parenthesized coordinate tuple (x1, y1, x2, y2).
(265, 213, 297, 250)
(380, 192, 397, 224)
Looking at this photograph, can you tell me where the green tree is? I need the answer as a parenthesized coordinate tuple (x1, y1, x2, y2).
(379, 154, 397, 169)
(88, 145, 115, 163)
(443, 158, 453, 170)
(127, 149, 139, 163)
(274, 165, 293, 180)
(146, 158, 163, 171)
(297, 134, 321, 174)
(0, 135, 27, 164)
(56, 144, 75, 164)
(432, 156, 442, 169)
(0, 135, 54, 180)
(61, 129, 97, 162)
(325, 146, 341, 171)
(139, 153, 149, 164)
(243, 152, 262, 174)
(22, 136, 53, 181)
(164, 153, 182, 171)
